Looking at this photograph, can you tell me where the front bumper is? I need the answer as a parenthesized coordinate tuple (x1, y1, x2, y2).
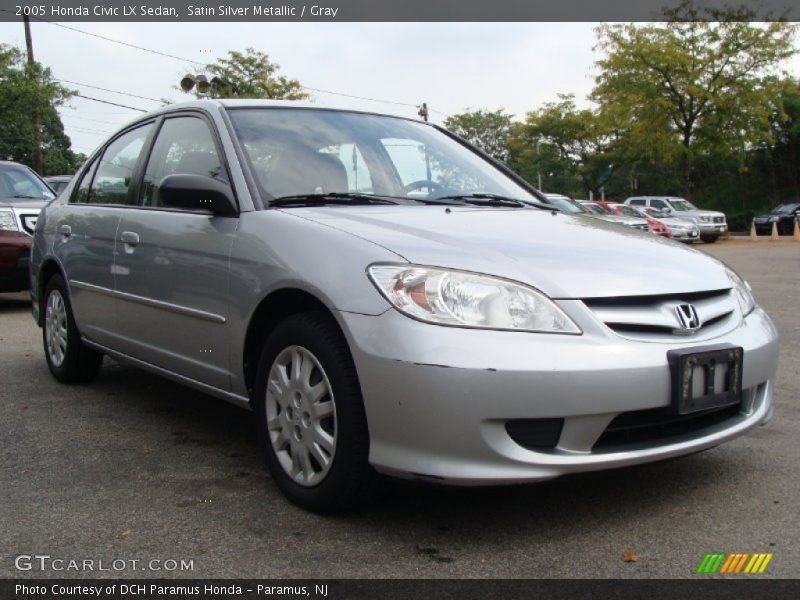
(0, 240, 32, 293)
(669, 229, 700, 242)
(341, 305, 778, 485)
(698, 222, 728, 235)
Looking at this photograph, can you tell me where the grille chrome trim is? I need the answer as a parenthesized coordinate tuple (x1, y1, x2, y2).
(584, 289, 737, 340)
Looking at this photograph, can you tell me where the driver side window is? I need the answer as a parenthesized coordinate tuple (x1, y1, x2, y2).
(651, 199, 668, 210)
(140, 116, 222, 208)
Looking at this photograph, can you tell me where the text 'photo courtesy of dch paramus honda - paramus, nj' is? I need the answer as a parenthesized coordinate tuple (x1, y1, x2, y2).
(29, 100, 779, 513)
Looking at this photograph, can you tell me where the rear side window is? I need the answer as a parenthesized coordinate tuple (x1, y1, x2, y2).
(88, 123, 153, 205)
(628, 198, 645, 206)
(140, 116, 222, 207)
(72, 158, 99, 203)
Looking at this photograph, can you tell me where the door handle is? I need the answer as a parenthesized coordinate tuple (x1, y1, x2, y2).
(120, 231, 139, 254)
(120, 231, 140, 245)
(58, 224, 71, 238)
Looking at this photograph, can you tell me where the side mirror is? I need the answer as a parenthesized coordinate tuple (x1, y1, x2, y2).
(159, 174, 237, 216)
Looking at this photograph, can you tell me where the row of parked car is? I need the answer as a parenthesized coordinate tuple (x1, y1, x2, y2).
(542, 193, 729, 243)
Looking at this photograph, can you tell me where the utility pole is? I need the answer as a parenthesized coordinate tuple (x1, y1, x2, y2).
(22, 15, 43, 174)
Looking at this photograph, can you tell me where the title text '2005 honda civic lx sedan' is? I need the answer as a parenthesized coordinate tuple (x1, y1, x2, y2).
(29, 101, 779, 512)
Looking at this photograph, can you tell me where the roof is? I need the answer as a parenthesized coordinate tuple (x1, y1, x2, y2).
(136, 98, 423, 124)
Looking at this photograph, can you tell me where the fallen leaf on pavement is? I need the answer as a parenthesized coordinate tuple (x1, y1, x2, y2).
(621, 549, 639, 562)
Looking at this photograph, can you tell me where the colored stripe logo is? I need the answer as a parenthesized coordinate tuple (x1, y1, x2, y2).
(696, 552, 773, 574)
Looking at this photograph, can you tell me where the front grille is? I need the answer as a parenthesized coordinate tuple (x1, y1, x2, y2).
(593, 402, 742, 451)
(584, 289, 736, 341)
(506, 418, 564, 450)
(713, 217, 724, 224)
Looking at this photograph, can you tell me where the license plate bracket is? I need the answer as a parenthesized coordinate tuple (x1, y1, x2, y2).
(667, 344, 743, 414)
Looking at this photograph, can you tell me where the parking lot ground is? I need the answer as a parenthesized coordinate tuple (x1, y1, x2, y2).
(1, 241, 798, 579)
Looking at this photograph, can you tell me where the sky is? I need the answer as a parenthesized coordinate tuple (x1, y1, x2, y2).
(1, 21, 799, 157)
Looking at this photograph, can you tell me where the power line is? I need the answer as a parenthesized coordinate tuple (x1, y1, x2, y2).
(37, 19, 207, 66)
(60, 113, 127, 126)
(28, 16, 436, 114)
(73, 94, 148, 112)
(66, 125, 116, 135)
(302, 86, 418, 108)
(57, 79, 164, 103)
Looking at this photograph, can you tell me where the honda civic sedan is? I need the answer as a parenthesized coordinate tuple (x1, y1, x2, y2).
(30, 101, 779, 512)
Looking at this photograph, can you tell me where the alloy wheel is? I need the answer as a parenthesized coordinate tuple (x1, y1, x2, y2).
(45, 290, 68, 367)
(265, 345, 337, 487)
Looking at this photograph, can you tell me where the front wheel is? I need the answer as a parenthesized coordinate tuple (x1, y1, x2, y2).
(42, 274, 103, 383)
(254, 312, 377, 513)
(700, 234, 718, 243)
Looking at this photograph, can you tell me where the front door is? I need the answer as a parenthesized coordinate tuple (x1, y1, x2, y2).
(112, 115, 237, 390)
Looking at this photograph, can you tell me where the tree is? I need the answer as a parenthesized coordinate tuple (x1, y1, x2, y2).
(507, 95, 616, 196)
(187, 48, 309, 100)
(593, 1, 797, 197)
(443, 109, 513, 162)
(0, 44, 79, 174)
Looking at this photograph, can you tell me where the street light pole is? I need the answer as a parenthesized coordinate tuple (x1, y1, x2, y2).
(536, 140, 542, 190)
(22, 15, 43, 174)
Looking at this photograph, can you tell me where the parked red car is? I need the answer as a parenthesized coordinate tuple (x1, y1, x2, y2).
(0, 230, 32, 293)
(596, 200, 672, 238)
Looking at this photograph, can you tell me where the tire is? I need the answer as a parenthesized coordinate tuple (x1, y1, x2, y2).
(42, 274, 103, 384)
(700, 235, 718, 243)
(254, 311, 378, 513)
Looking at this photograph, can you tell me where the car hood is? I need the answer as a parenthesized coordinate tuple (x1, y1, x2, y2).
(290, 206, 732, 299)
(0, 197, 48, 209)
(664, 216, 698, 227)
(607, 215, 649, 226)
(678, 209, 725, 218)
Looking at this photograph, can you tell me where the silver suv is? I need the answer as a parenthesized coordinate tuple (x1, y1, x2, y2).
(30, 101, 778, 512)
(625, 196, 728, 243)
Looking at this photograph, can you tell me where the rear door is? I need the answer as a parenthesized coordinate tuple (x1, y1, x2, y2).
(112, 113, 237, 390)
(56, 122, 154, 346)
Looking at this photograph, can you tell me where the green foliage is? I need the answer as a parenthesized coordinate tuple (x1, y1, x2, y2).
(443, 109, 513, 162)
(507, 95, 618, 196)
(592, 3, 797, 196)
(0, 44, 80, 175)
(192, 48, 309, 100)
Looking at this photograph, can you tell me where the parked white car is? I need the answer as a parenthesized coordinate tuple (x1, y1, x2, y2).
(625, 196, 727, 243)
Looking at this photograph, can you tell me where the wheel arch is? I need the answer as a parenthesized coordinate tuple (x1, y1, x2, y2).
(36, 258, 66, 327)
(242, 287, 351, 400)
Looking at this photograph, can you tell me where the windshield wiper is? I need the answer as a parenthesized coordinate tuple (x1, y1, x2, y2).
(269, 192, 401, 207)
(433, 193, 555, 210)
(11, 194, 42, 199)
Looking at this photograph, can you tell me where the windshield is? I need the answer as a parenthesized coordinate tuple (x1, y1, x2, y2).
(770, 203, 798, 214)
(0, 164, 55, 200)
(615, 205, 643, 218)
(668, 199, 696, 212)
(227, 109, 540, 205)
(581, 203, 610, 215)
(544, 196, 585, 214)
(647, 208, 669, 218)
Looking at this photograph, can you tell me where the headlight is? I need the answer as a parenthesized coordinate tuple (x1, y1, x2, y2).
(699, 216, 710, 223)
(769, 216, 779, 222)
(368, 264, 582, 334)
(726, 268, 755, 316)
(0, 209, 19, 232)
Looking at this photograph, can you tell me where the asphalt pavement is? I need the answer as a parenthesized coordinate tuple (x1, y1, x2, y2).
(1, 240, 798, 579)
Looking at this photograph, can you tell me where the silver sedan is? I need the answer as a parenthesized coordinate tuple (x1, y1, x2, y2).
(30, 101, 779, 512)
